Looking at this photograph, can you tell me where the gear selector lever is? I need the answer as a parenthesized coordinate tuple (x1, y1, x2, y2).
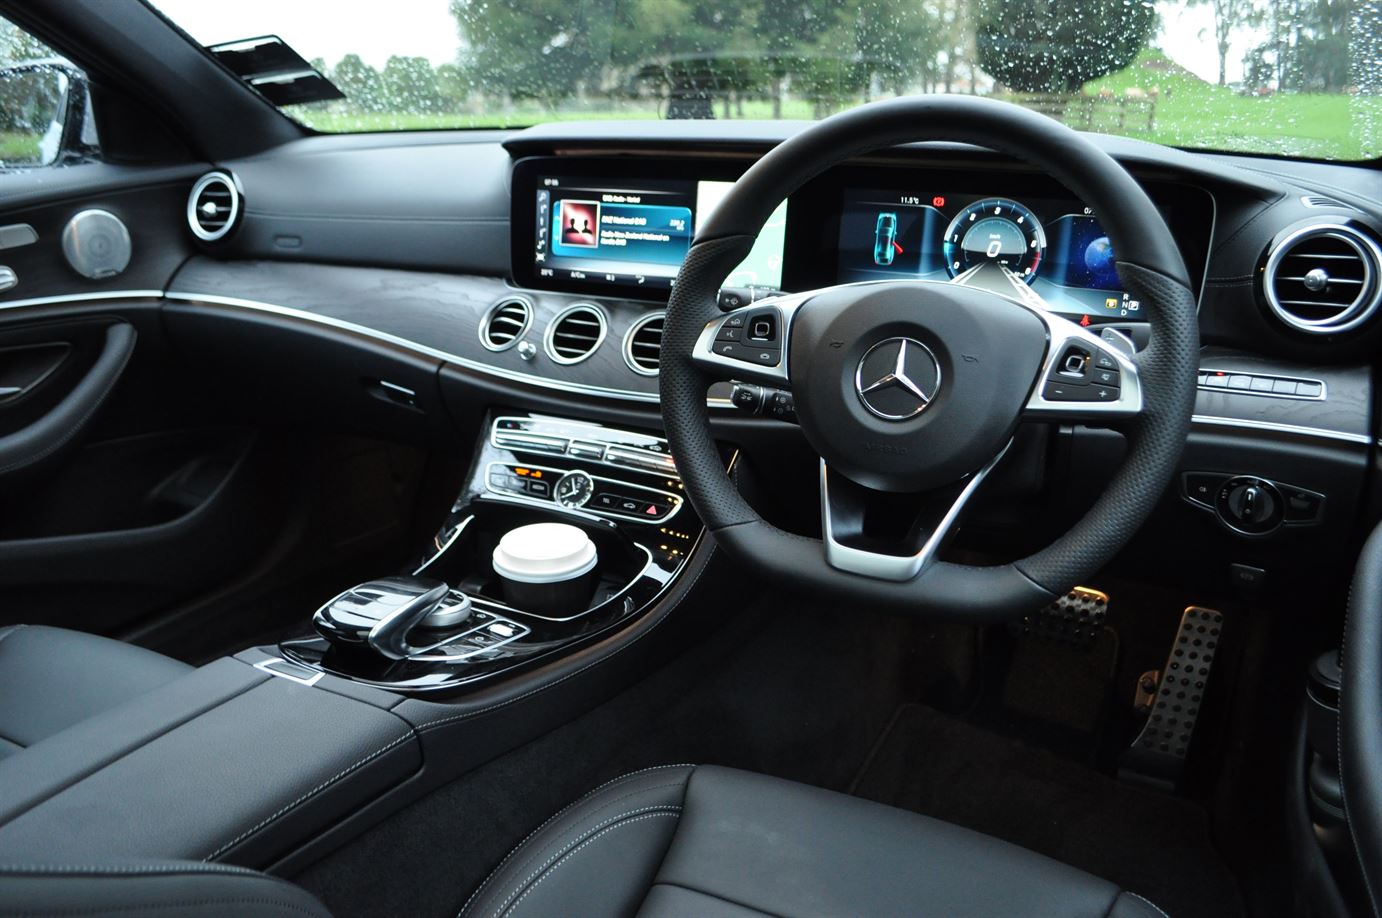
(314, 576, 469, 660)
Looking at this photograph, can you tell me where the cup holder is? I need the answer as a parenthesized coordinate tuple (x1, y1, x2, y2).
(418, 503, 647, 617)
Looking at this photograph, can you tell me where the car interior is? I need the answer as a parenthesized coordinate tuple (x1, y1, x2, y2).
(1, 1, 1382, 916)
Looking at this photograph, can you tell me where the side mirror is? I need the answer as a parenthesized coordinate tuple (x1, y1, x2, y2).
(0, 61, 97, 168)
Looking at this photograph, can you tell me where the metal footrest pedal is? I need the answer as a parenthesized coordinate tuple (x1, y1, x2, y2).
(1119, 605, 1224, 790)
(1010, 586, 1109, 647)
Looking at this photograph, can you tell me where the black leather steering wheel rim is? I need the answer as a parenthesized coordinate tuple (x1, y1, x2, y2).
(660, 96, 1199, 620)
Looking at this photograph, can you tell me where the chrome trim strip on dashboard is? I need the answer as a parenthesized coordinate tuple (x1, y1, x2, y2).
(163, 291, 665, 404)
(0, 289, 164, 310)
(8, 292, 1374, 446)
(1190, 414, 1372, 445)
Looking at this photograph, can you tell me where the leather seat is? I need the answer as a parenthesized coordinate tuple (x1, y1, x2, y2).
(460, 764, 1168, 917)
(0, 764, 1170, 916)
(0, 624, 191, 760)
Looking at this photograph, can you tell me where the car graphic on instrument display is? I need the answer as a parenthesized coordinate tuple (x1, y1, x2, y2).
(874, 211, 898, 265)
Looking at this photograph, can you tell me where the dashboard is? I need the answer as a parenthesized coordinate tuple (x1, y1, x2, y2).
(511, 156, 1215, 328)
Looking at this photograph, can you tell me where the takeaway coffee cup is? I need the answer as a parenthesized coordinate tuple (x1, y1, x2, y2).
(491, 522, 599, 615)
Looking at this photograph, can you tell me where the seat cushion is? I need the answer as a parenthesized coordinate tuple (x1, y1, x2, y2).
(460, 764, 1169, 918)
(0, 624, 191, 759)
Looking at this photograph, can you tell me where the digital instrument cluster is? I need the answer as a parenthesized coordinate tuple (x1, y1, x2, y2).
(836, 188, 1147, 323)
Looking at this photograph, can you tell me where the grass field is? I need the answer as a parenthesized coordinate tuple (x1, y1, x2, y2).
(0, 131, 40, 164)
(296, 50, 1373, 161)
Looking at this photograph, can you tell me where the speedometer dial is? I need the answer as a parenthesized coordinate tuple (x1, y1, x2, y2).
(942, 198, 1047, 284)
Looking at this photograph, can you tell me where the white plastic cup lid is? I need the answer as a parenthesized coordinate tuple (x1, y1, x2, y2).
(492, 522, 598, 584)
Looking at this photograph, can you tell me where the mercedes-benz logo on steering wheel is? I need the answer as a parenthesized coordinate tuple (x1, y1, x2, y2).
(855, 337, 942, 421)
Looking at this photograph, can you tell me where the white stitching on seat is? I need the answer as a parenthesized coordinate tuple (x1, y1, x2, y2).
(1125, 891, 1171, 918)
(203, 731, 415, 862)
(499, 811, 682, 918)
(416, 543, 717, 734)
(457, 766, 695, 917)
(486, 805, 682, 918)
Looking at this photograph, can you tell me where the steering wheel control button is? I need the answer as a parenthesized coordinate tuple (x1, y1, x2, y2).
(855, 337, 941, 421)
(716, 324, 746, 343)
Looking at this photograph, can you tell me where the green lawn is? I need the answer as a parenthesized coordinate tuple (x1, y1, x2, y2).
(294, 50, 1374, 161)
(1082, 49, 1375, 160)
(0, 131, 40, 164)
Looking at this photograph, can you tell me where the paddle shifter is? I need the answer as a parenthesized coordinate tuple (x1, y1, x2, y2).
(313, 576, 472, 660)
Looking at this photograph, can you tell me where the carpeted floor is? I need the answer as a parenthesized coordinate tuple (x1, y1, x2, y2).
(851, 703, 1243, 918)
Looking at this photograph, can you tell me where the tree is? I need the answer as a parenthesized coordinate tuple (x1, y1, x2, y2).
(855, 0, 939, 98)
(333, 54, 384, 112)
(381, 55, 443, 112)
(0, 20, 51, 66)
(975, 0, 1157, 93)
(1189, 0, 1263, 87)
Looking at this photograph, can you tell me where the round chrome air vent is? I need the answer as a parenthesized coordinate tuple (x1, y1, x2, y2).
(1263, 223, 1382, 335)
(623, 312, 664, 376)
(545, 304, 607, 365)
(479, 296, 533, 351)
(187, 171, 242, 242)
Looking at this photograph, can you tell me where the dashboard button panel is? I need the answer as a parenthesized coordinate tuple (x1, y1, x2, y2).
(1197, 369, 1326, 401)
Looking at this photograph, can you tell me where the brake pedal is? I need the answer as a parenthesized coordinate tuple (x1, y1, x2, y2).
(1011, 586, 1109, 647)
(1119, 605, 1224, 790)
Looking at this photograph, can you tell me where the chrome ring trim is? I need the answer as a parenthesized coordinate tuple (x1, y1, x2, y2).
(622, 311, 665, 377)
(477, 295, 533, 352)
(544, 302, 608, 366)
(1190, 414, 1370, 445)
(1263, 223, 1382, 334)
(187, 171, 241, 243)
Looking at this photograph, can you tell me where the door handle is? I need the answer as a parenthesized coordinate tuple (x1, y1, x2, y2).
(0, 322, 136, 479)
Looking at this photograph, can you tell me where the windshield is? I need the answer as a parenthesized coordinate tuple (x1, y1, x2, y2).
(150, 0, 1381, 160)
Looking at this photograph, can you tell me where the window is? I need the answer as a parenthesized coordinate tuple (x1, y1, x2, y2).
(0, 15, 99, 169)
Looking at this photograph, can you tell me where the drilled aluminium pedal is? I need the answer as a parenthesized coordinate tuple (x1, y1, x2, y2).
(1011, 586, 1109, 647)
(1119, 606, 1224, 790)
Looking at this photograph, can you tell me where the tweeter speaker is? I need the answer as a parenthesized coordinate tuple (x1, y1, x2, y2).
(61, 209, 132, 280)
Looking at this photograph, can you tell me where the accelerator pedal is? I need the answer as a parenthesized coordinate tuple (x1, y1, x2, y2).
(1119, 605, 1224, 790)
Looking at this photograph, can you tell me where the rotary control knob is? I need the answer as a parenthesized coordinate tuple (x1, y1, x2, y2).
(1214, 476, 1284, 535)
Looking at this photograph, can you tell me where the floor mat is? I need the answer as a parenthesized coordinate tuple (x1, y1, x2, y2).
(850, 704, 1243, 918)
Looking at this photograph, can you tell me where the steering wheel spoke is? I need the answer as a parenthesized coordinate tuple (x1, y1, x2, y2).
(820, 443, 1011, 581)
(690, 289, 815, 389)
(1022, 310, 1143, 423)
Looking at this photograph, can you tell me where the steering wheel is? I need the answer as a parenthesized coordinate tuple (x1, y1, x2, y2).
(661, 96, 1199, 620)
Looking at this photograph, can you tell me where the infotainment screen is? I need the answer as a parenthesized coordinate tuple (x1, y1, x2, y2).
(835, 188, 1152, 323)
(529, 176, 786, 295)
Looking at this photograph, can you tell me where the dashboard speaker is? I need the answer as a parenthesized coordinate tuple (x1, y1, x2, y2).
(61, 209, 132, 280)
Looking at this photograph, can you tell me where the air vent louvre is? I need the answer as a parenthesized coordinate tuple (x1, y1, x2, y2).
(187, 172, 241, 242)
(1264, 224, 1382, 335)
(1301, 194, 1356, 211)
(480, 297, 532, 351)
(624, 314, 664, 376)
(546, 304, 607, 364)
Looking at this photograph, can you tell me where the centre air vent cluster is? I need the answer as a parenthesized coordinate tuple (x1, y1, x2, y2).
(480, 297, 533, 351)
(623, 313, 664, 376)
(545, 304, 607, 364)
(1263, 223, 1382, 335)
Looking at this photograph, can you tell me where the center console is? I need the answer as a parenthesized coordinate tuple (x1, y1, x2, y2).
(276, 413, 711, 694)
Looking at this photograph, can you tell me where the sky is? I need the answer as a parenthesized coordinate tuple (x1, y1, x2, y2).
(151, 0, 1242, 84)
